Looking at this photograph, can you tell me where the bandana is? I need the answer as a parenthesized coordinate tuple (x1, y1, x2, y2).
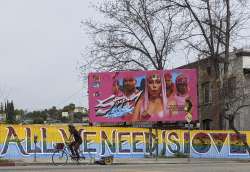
(176, 74, 187, 84)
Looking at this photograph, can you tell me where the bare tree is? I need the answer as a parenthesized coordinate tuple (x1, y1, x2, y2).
(0, 85, 11, 104)
(81, 0, 183, 72)
(171, 0, 250, 151)
(219, 77, 250, 153)
(171, 0, 249, 76)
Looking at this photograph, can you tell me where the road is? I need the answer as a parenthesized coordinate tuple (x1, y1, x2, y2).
(1, 162, 250, 172)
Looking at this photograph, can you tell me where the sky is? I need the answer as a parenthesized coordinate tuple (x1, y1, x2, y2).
(0, 0, 249, 111)
(0, 0, 100, 111)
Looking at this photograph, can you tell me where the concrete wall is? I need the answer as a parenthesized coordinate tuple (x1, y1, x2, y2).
(0, 125, 250, 159)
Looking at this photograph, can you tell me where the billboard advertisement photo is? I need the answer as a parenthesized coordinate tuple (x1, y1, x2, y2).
(88, 69, 197, 123)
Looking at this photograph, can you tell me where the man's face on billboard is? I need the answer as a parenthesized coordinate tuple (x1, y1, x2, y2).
(164, 73, 172, 88)
(124, 77, 136, 92)
(176, 83, 187, 95)
(165, 78, 172, 89)
(112, 81, 120, 94)
(176, 74, 188, 96)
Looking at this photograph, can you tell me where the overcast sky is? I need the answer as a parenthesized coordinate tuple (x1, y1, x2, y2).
(0, 0, 99, 111)
(0, 0, 249, 111)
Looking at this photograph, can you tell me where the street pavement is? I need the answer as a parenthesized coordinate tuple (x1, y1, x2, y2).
(1, 158, 250, 172)
(13, 157, 250, 165)
(1, 161, 250, 172)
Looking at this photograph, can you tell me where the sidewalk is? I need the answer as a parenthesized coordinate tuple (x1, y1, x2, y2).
(9, 157, 250, 166)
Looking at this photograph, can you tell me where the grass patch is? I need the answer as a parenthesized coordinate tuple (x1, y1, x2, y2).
(144, 151, 189, 158)
(0, 158, 11, 163)
(173, 152, 188, 158)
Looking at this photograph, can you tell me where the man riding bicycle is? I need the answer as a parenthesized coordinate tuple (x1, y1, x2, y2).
(68, 124, 83, 159)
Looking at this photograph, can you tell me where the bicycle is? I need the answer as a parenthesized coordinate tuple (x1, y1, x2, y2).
(52, 142, 114, 166)
(52, 142, 86, 166)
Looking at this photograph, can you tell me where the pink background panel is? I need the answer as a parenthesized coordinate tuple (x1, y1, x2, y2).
(88, 69, 198, 123)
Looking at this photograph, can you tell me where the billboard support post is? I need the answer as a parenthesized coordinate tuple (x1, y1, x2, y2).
(33, 134, 38, 162)
(149, 128, 152, 157)
(155, 127, 158, 161)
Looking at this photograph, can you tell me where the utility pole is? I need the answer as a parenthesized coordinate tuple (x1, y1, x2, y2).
(155, 127, 158, 161)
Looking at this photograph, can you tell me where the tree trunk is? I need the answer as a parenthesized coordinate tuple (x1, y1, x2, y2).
(224, 0, 230, 75)
(230, 116, 250, 154)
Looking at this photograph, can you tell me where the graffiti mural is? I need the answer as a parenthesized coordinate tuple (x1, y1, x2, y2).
(0, 125, 250, 159)
(88, 69, 198, 123)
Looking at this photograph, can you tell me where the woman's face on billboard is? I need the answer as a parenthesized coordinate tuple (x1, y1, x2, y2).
(147, 74, 162, 98)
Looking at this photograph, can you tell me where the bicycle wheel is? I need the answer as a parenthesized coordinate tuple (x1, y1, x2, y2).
(52, 149, 68, 166)
(104, 157, 113, 165)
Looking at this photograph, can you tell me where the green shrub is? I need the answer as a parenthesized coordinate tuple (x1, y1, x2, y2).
(0, 158, 10, 162)
(173, 152, 188, 158)
(159, 150, 166, 158)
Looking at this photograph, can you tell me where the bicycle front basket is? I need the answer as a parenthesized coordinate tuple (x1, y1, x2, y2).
(55, 143, 65, 150)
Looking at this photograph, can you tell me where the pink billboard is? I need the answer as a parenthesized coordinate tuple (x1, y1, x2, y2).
(88, 69, 197, 123)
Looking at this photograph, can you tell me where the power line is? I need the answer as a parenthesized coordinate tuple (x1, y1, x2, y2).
(57, 87, 88, 107)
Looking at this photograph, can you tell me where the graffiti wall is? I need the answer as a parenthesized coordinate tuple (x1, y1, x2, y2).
(0, 125, 250, 159)
(88, 69, 198, 123)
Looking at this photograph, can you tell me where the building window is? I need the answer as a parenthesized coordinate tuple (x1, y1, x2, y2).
(202, 119, 212, 130)
(202, 82, 211, 104)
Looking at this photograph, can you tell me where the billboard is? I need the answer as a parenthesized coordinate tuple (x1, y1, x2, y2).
(88, 69, 197, 123)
